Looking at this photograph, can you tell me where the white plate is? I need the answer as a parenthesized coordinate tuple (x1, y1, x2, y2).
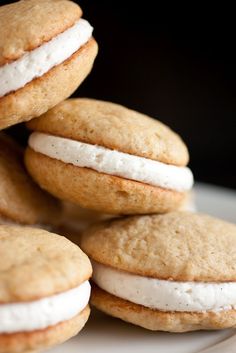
(48, 183, 236, 353)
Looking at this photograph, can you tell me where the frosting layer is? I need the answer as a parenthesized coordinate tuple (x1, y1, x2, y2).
(29, 132, 193, 192)
(0, 281, 90, 333)
(92, 262, 236, 312)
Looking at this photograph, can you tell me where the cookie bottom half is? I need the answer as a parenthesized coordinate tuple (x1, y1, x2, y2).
(25, 149, 185, 215)
(0, 38, 98, 130)
(91, 285, 236, 332)
(0, 305, 90, 353)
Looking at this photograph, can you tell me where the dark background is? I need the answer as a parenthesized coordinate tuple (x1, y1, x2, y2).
(4, 1, 236, 189)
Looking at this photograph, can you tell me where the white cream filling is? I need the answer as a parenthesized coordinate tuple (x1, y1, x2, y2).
(0, 19, 93, 97)
(29, 132, 194, 192)
(92, 262, 236, 312)
(0, 280, 90, 334)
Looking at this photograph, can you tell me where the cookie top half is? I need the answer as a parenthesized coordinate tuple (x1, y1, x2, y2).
(0, 225, 92, 303)
(0, 133, 60, 225)
(27, 98, 189, 166)
(81, 212, 236, 282)
(0, 0, 82, 66)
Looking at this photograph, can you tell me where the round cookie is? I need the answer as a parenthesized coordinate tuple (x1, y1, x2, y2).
(0, 225, 92, 353)
(25, 98, 194, 215)
(0, 133, 60, 227)
(81, 212, 236, 332)
(0, 0, 98, 130)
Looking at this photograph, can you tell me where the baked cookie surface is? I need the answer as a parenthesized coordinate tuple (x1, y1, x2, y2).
(81, 211, 236, 282)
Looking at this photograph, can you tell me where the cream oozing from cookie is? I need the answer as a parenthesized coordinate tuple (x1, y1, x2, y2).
(0, 19, 93, 97)
(0, 281, 90, 333)
(29, 132, 194, 192)
(92, 262, 236, 312)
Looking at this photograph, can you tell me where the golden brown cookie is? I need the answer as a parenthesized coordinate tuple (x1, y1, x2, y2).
(0, 133, 60, 227)
(0, 0, 98, 130)
(0, 225, 92, 353)
(25, 99, 193, 215)
(81, 212, 236, 332)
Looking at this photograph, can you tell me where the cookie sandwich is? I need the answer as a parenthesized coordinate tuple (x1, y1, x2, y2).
(0, 225, 92, 353)
(0, 133, 60, 228)
(81, 212, 236, 332)
(25, 98, 194, 215)
(0, 0, 98, 130)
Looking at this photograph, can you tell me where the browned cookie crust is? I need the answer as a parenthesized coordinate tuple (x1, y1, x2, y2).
(81, 212, 236, 282)
(0, 0, 82, 65)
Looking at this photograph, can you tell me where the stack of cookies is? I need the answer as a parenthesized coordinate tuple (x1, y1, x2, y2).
(0, 1, 236, 352)
(0, 1, 96, 352)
